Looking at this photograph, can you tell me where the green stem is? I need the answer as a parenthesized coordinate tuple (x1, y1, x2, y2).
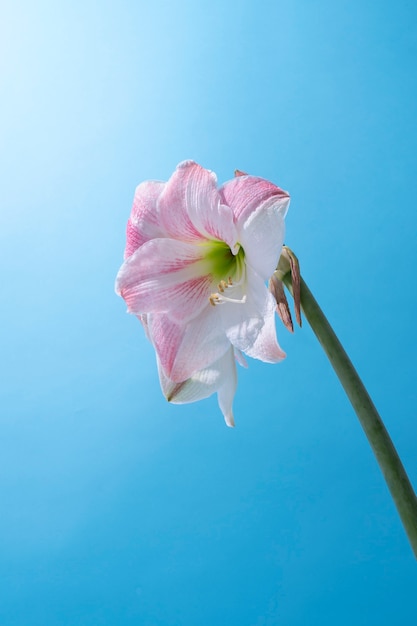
(283, 273, 417, 559)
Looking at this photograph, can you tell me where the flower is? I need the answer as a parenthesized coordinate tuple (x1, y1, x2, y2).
(116, 160, 290, 425)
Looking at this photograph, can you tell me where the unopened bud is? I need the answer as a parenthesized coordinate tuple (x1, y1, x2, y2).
(269, 273, 294, 333)
(274, 246, 302, 328)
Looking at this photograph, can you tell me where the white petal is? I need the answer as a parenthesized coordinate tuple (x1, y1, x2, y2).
(238, 201, 286, 279)
(220, 266, 285, 362)
(243, 290, 286, 363)
(216, 347, 237, 427)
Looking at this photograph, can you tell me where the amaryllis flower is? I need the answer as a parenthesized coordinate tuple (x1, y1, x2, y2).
(116, 160, 289, 425)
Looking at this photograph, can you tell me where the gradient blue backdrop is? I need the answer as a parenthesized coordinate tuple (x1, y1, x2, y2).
(1, 1, 417, 624)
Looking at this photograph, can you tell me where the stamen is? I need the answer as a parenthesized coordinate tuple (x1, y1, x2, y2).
(209, 289, 247, 307)
(209, 271, 247, 306)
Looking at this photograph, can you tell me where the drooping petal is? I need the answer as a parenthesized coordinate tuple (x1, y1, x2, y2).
(116, 238, 215, 323)
(148, 308, 230, 382)
(220, 175, 290, 278)
(125, 181, 166, 259)
(157, 161, 239, 250)
(157, 348, 226, 402)
(158, 346, 237, 427)
(219, 266, 286, 363)
(216, 347, 237, 427)
(157, 355, 221, 404)
(234, 348, 248, 368)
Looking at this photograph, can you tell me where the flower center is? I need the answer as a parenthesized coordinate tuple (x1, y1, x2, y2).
(203, 242, 246, 307)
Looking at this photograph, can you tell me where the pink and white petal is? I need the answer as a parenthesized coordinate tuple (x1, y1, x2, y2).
(220, 175, 289, 279)
(116, 238, 214, 323)
(158, 346, 237, 427)
(157, 161, 210, 242)
(220, 174, 290, 224)
(125, 181, 167, 259)
(173, 162, 239, 248)
(157, 356, 220, 404)
(189, 200, 239, 254)
(157, 349, 226, 403)
(148, 308, 230, 382)
(220, 267, 285, 363)
(157, 161, 238, 249)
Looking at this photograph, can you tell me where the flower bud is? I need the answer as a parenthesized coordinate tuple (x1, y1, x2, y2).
(272, 246, 302, 329)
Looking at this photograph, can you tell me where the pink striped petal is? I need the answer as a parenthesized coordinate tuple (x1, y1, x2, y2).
(220, 175, 290, 278)
(124, 181, 166, 259)
(116, 239, 215, 323)
(148, 308, 230, 382)
(158, 161, 238, 249)
(220, 174, 290, 223)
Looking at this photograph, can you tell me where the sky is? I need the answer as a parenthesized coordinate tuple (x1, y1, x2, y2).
(1, 0, 417, 624)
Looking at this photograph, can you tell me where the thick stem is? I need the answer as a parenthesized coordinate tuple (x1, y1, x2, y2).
(283, 273, 417, 559)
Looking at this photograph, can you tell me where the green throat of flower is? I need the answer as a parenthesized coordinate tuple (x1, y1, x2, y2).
(203, 241, 247, 306)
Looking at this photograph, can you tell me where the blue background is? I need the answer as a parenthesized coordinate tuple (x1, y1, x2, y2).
(1, 1, 416, 624)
